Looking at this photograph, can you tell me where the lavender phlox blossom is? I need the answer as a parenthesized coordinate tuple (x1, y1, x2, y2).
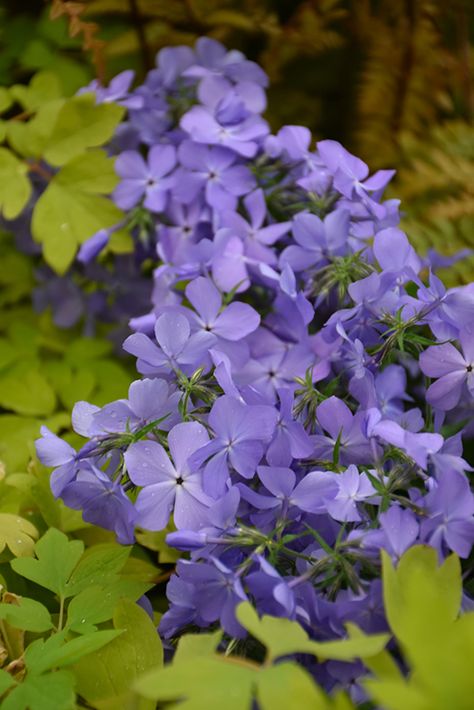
(113, 144, 176, 212)
(312, 396, 372, 465)
(124, 421, 213, 530)
(260, 262, 314, 326)
(155, 45, 195, 87)
(266, 387, 313, 465)
(220, 188, 291, 251)
(317, 140, 395, 218)
(166, 486, 241, 552)
(336, 326, 371, 380)
(77, 228, 112, 264)
(325, 272, 400, 341)
(265, 125, 319, 172)
(79, 70, 144, 109)
(174, 140, 255, 209)
(420, 331, 474, 410)
(157, 198, 212, 258)
(246, 555, 296, 618)
(211, 228, 251, 293)
(185, 276, 260, 341)
(180, 103, 269, 158)
(280, 209, 350, 272)
(409, 271, 474, 340)
(238, 465, 337, 517)
(188, 395, 277, 497)
(429, 433, 473, 478)
(176, 556, 248, 637)
(420, 469, 474, 558)
(60, 466, 136, 544)
(372, 227, 421, 278)
(84, 377, 180, 436)
(209, 349, 243, 400)
(350, 364, 411, 416)
(183, 37, 268, 88)
(363, 505, 419, 561)
(196, 70, 267, 115)
(326, 465, 376, 523)
(123, 311, 217, 376)
(159, 563, 201, 639)
(36, 426, 96, 497)
(236, 343, 314, 402)
(364, 407, 443, 469)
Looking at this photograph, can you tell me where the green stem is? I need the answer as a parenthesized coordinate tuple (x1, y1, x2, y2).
(57, 595, 65, 632)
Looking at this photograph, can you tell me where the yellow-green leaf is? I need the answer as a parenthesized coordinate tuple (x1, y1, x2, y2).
(0, 148, 31, 220)
(0, 513, 38, 557)
(44, 94, 125, 166)
(31, 150, 123, 274)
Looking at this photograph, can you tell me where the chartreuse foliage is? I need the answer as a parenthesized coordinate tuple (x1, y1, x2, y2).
(129, 546, 473, 710)
(0, 528, 161, 709)
(364, 547, 474, 710)
(0, 70, 126, 274)
(0, 230, 133, 481)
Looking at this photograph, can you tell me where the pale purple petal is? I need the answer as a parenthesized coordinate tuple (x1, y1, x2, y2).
(317, 397, 353, 439)
(185, 277, 221, 325)
(135, 481, 176, 531)
(291, 471, 338, 513)
(426, 370, 466, 410)
(168, 421, 209, 474)
(420, 343, 467, 378)
(154, 312, 190, 357)
(213, 302, 260, 340)
(125, 440, 176, 485)
(148, 144, 176, 178)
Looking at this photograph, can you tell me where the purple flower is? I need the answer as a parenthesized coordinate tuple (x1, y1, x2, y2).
(246, 555, 295, 618)
(317, 139, 394, 218)
(420, 331, 474, 410)
(35, 426, 94, 497)
(185, 276, 260, 341)
(239, 465, 337, 517)
(326, 465, 376, 522)
(180, 106, 268, 158)
(77, 229, 111, 264)
(365, 408, 443, 469)
(113, 144, 176, 212)
(364, 506, 419, 560)
(123, 311, 217, 376)
(220, 189, 291, 252)
(350, 364, 411, 416)
(177, 557, 248, 637)
(79, 70, 144, 109)
(280, 209, 349, 272)
(312, 396, 372, 465)
(87, 378, 179, 435)
(266, 388, 313, 465)
(175, 140, 255, 209)
(61, 467, 136, 544)
(421, 469, 474, 558)
(124, 421, 212, 530)
(159, 567, 200, 639)
(188, 395, 277, 497)
(186, 37, 268, 88)
(373, 228, 421, 277)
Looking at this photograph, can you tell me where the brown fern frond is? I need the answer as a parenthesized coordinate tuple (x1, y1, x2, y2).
(354, 0, 452, 166)
(50, 0, 107, 81)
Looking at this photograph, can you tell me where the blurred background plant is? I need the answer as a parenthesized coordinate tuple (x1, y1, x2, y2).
(2, 0, 468, 281)
(0, 0, 472, 284)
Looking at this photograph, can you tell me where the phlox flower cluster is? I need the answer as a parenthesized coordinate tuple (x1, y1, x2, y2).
(36, 38, 474, 698)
